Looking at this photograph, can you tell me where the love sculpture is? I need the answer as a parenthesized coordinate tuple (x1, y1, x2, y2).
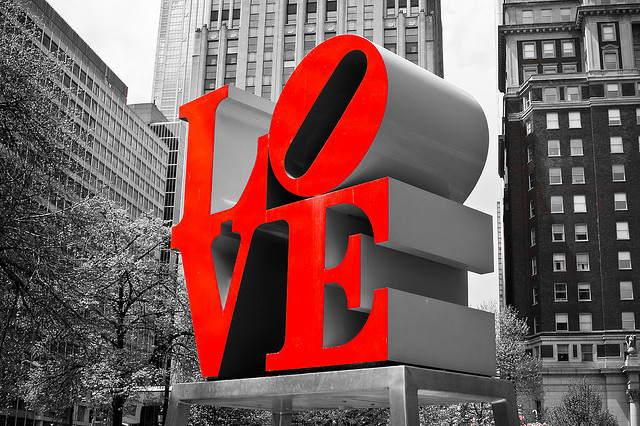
(172, 34, 495, 379)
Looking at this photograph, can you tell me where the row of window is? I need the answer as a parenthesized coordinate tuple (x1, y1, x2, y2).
(553, 312, 635, 332)
(528, 164, 628, 189)
(531, 251, 632, 275)
(522, 63, 578, 80)
(524, 83, 640, 110)
(520, 8, 572, 25)
(537, 192, 628, 215)
(542, 281, 635, 304)
(546, 111, 581, 129)
(522, 40, 575, 60)
(531, 221, 630, 246)
(545, 109, 640, 130)
(534, 342, 622, 363)
(528, 137, 640, 161)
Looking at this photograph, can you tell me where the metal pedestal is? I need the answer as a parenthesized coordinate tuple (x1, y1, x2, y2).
(165, 365, 519, 425)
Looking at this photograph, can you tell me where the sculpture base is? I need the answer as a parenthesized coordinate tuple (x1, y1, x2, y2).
(166, 365, 519, 426)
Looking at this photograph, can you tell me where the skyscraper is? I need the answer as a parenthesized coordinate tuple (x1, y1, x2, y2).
(152, 0, 443, 113)
(152, 0, 206, 121)
(499, 0, 640, 422)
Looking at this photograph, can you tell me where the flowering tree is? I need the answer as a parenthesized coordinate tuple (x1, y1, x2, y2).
(0, 0, 77, 408)
(545, 378, 618, 426)
(20, 198, 192, 426)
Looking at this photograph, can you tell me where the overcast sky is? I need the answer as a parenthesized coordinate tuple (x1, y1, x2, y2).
(45, 0, 503, 306)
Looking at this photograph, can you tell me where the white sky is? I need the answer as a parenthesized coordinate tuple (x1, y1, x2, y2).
(46, 0, 503, 307)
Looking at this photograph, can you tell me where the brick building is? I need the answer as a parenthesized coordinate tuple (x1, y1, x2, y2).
(499, 0, 640, 422)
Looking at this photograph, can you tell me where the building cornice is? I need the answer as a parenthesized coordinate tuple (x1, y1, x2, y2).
(576, 4, 640, 27)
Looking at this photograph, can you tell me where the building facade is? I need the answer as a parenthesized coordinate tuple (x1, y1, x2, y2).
(13, 0, 169, 220)
(499, 0, 640, 422)
(152, 0, 443, 115)
(2, 1, 174, 425)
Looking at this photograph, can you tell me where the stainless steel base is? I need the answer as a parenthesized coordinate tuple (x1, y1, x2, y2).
(165, 365, 519, 426)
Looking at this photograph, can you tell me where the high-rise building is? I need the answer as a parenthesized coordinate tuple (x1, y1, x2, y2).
(152, 0, 206, 121)
(152, 0, 443, 112)
(1, 1, 173, 423)
(12, 0, 169, 220)
(499, 0, 640, 422)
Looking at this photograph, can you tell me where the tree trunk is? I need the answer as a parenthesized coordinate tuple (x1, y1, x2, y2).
(161, 354, 171, 426)
(112, 395, 126, 426)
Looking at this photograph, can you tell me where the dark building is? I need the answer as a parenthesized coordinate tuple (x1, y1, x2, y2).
(499, 0, 640, 422)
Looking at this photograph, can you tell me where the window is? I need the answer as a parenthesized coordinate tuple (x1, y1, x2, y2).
(622, 312, 636, 330)
(562, 40, 575, 57)
(555, 283, 568, 301)
(603, 51, 619, 70)
(617, 222, 630, 240)
(549, 168, 562, 185)
(548, 140, 560, 156)
(530, 228, 536, 246)
(547, 113, 559, 130)
(566, 86, 580, 100)
(554, 253, 567, 271)
(528, 173, 535, 190)
(578, 283, 592, 301)
(556, 313, 569, 331)
(574, 195, 587, 213)
(606, 83, 620, 97)
(543, 87, 558, 102)
(551, 196, 564, 213)
(531, 257, 538, 276)
(610, 136, 623, 153)
(532, 287, 539, 305)
(542, 41, 556, 58)
(614, 193, 627, 210)
(621, 281, 634, 300)
(523, 42, 536, 59)
(568, 111, 581, 128)
(529, 200, 535, 218)
(612, 164, 625, 181)
(561, 8, 571, 22)
(557, 344, 569, 361)
(286, 1, 297, 24)
(534, 317, 540, 334)
(523, 66, 538, 81)
(580, 313, 593, 331)
(602, 23, 616, 41)
(526, 120, 533, 135)
(570, 139, 583, 156)
(552, 224, 565, 242)
(527, 146, 533, 163)
(582, 344, 593, 361)
(619, 251, 632, 270)
(636, 108, 640, 125)
(575, 224, 588, 241)
(522, 10, 533, 24)
(572, 167, 585, 184)
(326, 0, 337, 20)
(541, 9, 552, 23)
(577, 253, 590, 271)
(608, 109, 621, 126)
(597, 344, 621, 358)
(307, 0, 317, 22)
